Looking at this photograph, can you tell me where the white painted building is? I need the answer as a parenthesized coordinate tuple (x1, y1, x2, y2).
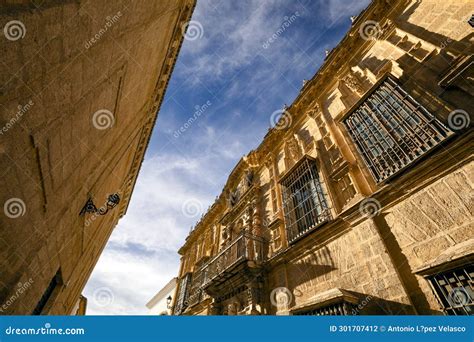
(146, 278, 177, 315)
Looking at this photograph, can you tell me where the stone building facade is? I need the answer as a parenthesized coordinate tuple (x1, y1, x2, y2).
(173, 0, 473, 316)
(0, 1, 195, 314)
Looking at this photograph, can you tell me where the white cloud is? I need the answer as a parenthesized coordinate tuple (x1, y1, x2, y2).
(83, 247, 178, 315)
(178, 0, 301, 84)
(84, 130, 247, 314)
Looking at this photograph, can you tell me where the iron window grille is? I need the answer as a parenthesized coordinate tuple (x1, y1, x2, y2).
(343, 77, 452, 183)
(293, 301, 357, 315)
(187, 268, 207, 307)
(427, 265, 473, 315)
(280, 158, 331, 243)
(32, 270, 61, 315)
(174, 273, 192, 315)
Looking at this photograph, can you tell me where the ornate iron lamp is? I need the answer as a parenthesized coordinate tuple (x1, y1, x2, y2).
(79, 193, 121, 216)
(166, 295, 173, 309)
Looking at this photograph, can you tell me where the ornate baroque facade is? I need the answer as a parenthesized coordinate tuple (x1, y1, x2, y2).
(0, 1, 195, 314)
(173, 0, 473, 316)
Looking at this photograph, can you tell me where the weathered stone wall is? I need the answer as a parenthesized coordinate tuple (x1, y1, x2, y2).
(0, 0, 195, 314)
(382, 161, 473, 313)
(267, 219, 415, 315)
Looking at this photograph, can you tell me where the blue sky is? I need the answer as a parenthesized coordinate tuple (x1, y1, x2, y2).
(83, 0, 370, 315)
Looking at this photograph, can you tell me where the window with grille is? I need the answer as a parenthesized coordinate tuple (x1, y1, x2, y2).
(280, 158, 331, 243)
(343, 77, 452, 183)
(187, 269, 206, 307)
(427, 265, 473, 315)
(174, 273, 192, 315)
(293, 301, 356, 315)
(32, 269, 61, 315)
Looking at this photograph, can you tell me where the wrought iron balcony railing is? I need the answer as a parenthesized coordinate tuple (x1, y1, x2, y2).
(187, 268, 208, 308)
(202, 232, 266, 288)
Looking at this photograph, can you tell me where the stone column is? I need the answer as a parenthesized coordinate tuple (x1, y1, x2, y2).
(251, 198, 263, 261)
(209, 301, 222, 315)
(247, 280, 262, 315)
(251, 198, 262, 237)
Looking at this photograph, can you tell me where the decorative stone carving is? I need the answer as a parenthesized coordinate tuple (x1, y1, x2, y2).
(342, 71, 365, 96)
(284, 134, 303, 169)
(228, 189, 239, 207)
(307, 103, 321, 120)
(246, 282, 262, 315)
(227, 302, 238, 315)
(209, 302, 222, 315)
(245, 170, 254, 187)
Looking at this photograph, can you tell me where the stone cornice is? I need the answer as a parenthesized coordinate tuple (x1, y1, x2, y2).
(118, 0, 196, 219)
